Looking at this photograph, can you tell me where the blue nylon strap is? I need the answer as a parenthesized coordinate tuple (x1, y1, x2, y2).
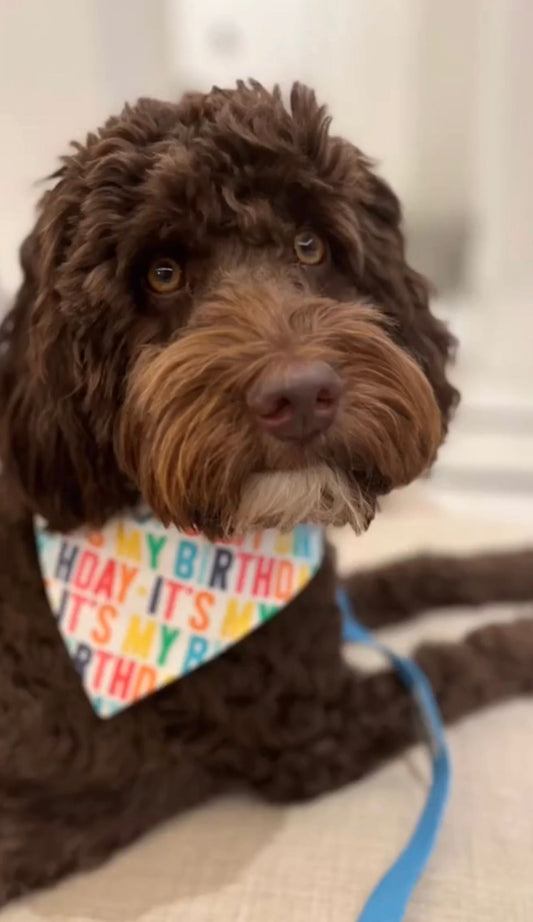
(337, 587, 452, 922)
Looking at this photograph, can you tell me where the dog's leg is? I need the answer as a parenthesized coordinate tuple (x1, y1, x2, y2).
(248, 617, 533, 801)
(343, 549, 533, 627)
(0, 754, 220, 906)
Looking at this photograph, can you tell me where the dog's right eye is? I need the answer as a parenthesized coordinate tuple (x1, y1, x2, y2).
(146, 257, 184, 294)
(294, 231, 326, 266)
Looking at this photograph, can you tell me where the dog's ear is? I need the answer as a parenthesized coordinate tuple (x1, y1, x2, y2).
(0, 223, 94, 527)
(352, 166, 459, 433)
(0, 191, 133, 529)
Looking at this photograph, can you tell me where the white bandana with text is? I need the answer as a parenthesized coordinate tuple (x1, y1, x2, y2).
(35, 510, 325, 718)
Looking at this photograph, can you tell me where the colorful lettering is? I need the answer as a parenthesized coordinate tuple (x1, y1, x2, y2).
(157, 624, 180, 667)
(133, 665, 156, 700)
(234, 551, 255, 593)
(116, 523, 142, 561)
(55, 587, 69, 625)
(258, 602, 278, 623)
(148, 575, 163, 614)
(163, 579, 187, 622)
(252, 556, 275, 597)
(92, 649, 114, 692)
(293, 525, 311, 559)
(274, 560, 294, 600)
(208, 548, 234, 590)
(117, 563, 138, 603)
(73, 550, 100, 592)
(72, 642, 93, 679)
(197, 545, 212, 585)
(183, 635, 210, 673)
(222, 599, 254, 640)
(174, 540, 199, 580)
(274, 532, 292, 555)
(91, 603, 117, 645)
(38, 511, 324, 718)
(146, 533, 167, 570)
(67, 592, 95, 633)
(189, 590, 214, 631)
(122, 615, 156, 660)
(109, 656, 136, 700)
(92, 559, 115, 599)
(296, 564, 311, 589)
(87, 531, 104, 548)
(55, 541, 79, 582)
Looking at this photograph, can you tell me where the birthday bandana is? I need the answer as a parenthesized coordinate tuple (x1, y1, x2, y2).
(35, 510, 324, 718)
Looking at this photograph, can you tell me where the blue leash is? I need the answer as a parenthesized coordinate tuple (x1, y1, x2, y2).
(337, 588, 452, 922)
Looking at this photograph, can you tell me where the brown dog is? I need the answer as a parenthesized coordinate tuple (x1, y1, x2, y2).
(0, 82, 532, 905)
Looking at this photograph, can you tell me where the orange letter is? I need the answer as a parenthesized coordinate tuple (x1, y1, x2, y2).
(117, 563, 138, 603)
(91, 603, 118, 645)
(87, 531, 104, 548)
(189, 591, 214, 631)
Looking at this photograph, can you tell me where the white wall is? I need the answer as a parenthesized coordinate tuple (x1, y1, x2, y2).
(461, 0, 533, 398)
(0, 0, 171, 294)
(170, 0, 479, 230)
(169, 0, 420, 193)
(470, 0, 533, 294)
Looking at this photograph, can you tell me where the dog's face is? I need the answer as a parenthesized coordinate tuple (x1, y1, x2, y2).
(0, 83, 458, 537)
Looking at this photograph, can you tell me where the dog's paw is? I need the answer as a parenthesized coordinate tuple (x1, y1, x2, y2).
(415, 616, 533, 725)
(469, 617, 533, 694)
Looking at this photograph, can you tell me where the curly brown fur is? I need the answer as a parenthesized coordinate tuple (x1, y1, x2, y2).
(0, 82, 456, 534)
(117, 287, 442, 536)
(0, 82, 531, 906)
(345, 548, 533, 627)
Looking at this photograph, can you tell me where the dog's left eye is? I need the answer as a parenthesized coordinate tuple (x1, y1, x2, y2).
(146, 257, 184, 294)
(294, 231, 326, 266)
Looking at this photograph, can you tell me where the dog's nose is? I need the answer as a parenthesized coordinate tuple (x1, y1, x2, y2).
(247, 361, 342, 441)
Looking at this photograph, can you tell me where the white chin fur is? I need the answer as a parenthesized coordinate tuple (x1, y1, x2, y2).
(230, 465, 373, 534)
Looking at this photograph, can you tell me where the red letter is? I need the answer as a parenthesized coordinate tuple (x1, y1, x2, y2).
(67, 592, 95, 633)
(108, 657, 136, 701)
(163, 579, 186, 622)
(92, 649, 114, 692)
(92, 559, 116, 600)
(234, 552, 255, 593)
(73, 550, 99, 592)
(252, 556, 275, 597)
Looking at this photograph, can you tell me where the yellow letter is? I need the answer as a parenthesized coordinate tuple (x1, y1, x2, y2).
(116, 523, 142, 562)
(221, 599, 255, 641)
(296, 564, 311, 589)
(122, 615, 156, 660)
(274, 532, 292, 555)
